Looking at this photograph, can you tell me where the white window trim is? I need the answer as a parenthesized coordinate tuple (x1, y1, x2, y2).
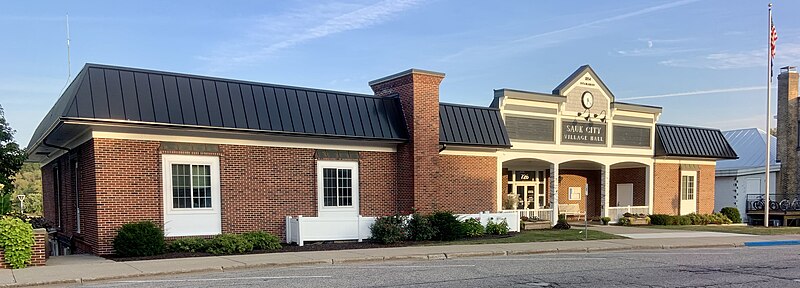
(680, 171, 697, 201)
(316, 160, 359, 216)
(568, 187, 581, 201)
(162, 155, 221, 216)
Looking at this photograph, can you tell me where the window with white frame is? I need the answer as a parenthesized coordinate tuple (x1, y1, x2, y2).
(681, 174, 695, 201)
(317, 160, 359, 217)
(568, 187, 581, 200)
(171, 164, 213, 209)
(322, 167, 353, 207)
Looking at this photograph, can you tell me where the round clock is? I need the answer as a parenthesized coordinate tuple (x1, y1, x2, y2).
(581, 91, 594, 109)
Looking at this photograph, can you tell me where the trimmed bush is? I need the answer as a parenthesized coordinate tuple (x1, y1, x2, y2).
(206, 234, 254, 255)
(0, 216, 34, 269)
(677, 215, 692, 225)
(617, 217, 631, 226)
(428, 211, 464, 241)
(648, 214, 670, 225)
(485, 219, 509, 235)
(407, 212, 436, 241)
(113, 221, 165, 257)
(719, 207, 741, 224)
(168, 237, 208, 253)
(370, 215, 407, 244)
(553, 214, 571, 230)
(242, 231, 282, 250)
(600, 217, 611, 225)
(461, 218, 484, 237)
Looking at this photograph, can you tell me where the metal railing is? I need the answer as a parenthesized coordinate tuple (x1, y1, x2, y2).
(746, 193, 800, 212)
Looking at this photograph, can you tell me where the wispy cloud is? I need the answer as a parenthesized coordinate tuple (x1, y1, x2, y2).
(660, 43, 800, 69)
(619, 86, 765, 101)
(440, 0, 700, 62)
(202, 0, 422, 69)
(614, 38, 701, 57)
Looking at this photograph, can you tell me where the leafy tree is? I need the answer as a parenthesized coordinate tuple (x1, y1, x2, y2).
(0, 105, 26, 214)
(11, 163, 42, 215)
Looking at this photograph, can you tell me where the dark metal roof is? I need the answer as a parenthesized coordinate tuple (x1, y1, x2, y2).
(439, 103, 511, 148)
(655, 124, 738, 159)
(29, 64, 409, 148)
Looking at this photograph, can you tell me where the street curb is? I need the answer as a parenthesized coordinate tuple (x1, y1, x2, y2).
(0, 242, 767, 287)
(744, 240, 800, 247)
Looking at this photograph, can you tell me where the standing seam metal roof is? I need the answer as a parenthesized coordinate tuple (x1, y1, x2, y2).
(655, 124, 737, 159)
(29, 64, 409, 148)
(717, 128, 778, 170)
(439, 103, 511, 147)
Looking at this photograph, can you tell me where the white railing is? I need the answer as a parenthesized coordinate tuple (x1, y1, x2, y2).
(499, 209, 553, 222)
(608, 206, 650, 223)
(457, 211, 521, 232)
(285, 215, 376, 246)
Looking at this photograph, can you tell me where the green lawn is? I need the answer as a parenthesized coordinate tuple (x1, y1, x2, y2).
(437, 229, 624, 245)
(647, 225, 800, 235)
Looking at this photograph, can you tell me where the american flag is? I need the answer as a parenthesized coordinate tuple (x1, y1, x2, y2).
(771, 21, 778, 59)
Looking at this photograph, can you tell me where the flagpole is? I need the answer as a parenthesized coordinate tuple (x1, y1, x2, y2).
(764, 3, 772, 227)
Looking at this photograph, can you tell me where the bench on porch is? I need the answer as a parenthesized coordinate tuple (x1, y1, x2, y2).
(558, 204, 585, 221)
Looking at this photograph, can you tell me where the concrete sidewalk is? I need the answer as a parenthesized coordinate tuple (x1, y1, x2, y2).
(2, 234, 800, 287)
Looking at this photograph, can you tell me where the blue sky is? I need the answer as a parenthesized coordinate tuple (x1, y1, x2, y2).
(2, 0, 798, 146)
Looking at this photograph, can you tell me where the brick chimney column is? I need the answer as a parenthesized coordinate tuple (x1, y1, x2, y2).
(369, 69, 445, 214)
(777, 66, 799, 195)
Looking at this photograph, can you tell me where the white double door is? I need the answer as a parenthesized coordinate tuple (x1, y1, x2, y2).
(516, 184, 546, 210)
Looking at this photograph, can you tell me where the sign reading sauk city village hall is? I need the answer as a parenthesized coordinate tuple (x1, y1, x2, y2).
(562, 121, 606, 145)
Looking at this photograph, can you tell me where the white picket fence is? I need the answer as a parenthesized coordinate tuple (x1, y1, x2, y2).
(608, 206, 650, 223)
(456, 212, 521, 232)
(285, 212, 520, 246)
(285, 215, 376, 246)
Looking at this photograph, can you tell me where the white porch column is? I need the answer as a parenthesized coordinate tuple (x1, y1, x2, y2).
(602, 164, 610, 218)
(647, 164, 654, 214)
(550, 162, 559, 226)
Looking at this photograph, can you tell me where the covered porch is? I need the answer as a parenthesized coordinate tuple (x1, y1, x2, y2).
(499, 157, 653, 225)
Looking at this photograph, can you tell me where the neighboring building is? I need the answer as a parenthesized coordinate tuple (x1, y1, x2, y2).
(28, 64, 736, 255)
(715, 128, 780, 223)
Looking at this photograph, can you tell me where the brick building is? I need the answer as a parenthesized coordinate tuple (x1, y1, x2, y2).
(28, 64, 736, 255)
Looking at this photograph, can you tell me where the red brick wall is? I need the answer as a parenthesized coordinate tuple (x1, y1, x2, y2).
(370, 71, 445, 214)
(653, 162, 716, 215)
(360, 151, 399, 216)
(653, 163, 680, 215)
(609, 167, 647, 207)
(0, 229, 47, 268)
(41, 140, 97, 254)
(438, 154, 497, 213)
(558, 170, 601, 217)
(697, 165, 716, 214)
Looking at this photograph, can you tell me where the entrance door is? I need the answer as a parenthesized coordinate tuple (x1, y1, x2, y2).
(680, 171, 697, 215)
(616, 183, 633, 207)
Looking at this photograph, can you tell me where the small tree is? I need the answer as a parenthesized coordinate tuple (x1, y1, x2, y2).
(0, 105, 26, 214)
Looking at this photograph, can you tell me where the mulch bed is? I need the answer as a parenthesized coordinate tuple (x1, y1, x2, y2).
(107, 233, 517, 262)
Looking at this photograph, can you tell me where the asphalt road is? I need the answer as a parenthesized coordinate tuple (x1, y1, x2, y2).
(65, 246, 800, 288)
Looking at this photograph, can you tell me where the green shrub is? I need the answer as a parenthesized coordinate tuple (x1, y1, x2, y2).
(719, 207, 741, 224)
(407, 212, 436, 241)
(113, 221, 165, 257)
(600, 217, 611, 225)
(0, 194, 11, 215)
(370, 215, 407, 244)
(648, 214, 670, 225)
(0, 216, 34, 269)
(242, 231, 282, 250)
(553, 215, 571, 230)
(428, 211, 464, 241)
(617, 217, 631, 226)
(206, 234, 254, 255)
(461, 218, 484, 237)
(486, 219, 510, 235)
(709, 213, 732, 224)
(677, 215, 692, 225)
(168, 237, 208, 253)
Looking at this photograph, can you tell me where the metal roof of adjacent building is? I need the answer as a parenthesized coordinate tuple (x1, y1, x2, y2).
(716, 128, 779, 175)
(654, 124, 738, 159)
(29, 64, 410, 149)
(439, 103, 511, 148)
